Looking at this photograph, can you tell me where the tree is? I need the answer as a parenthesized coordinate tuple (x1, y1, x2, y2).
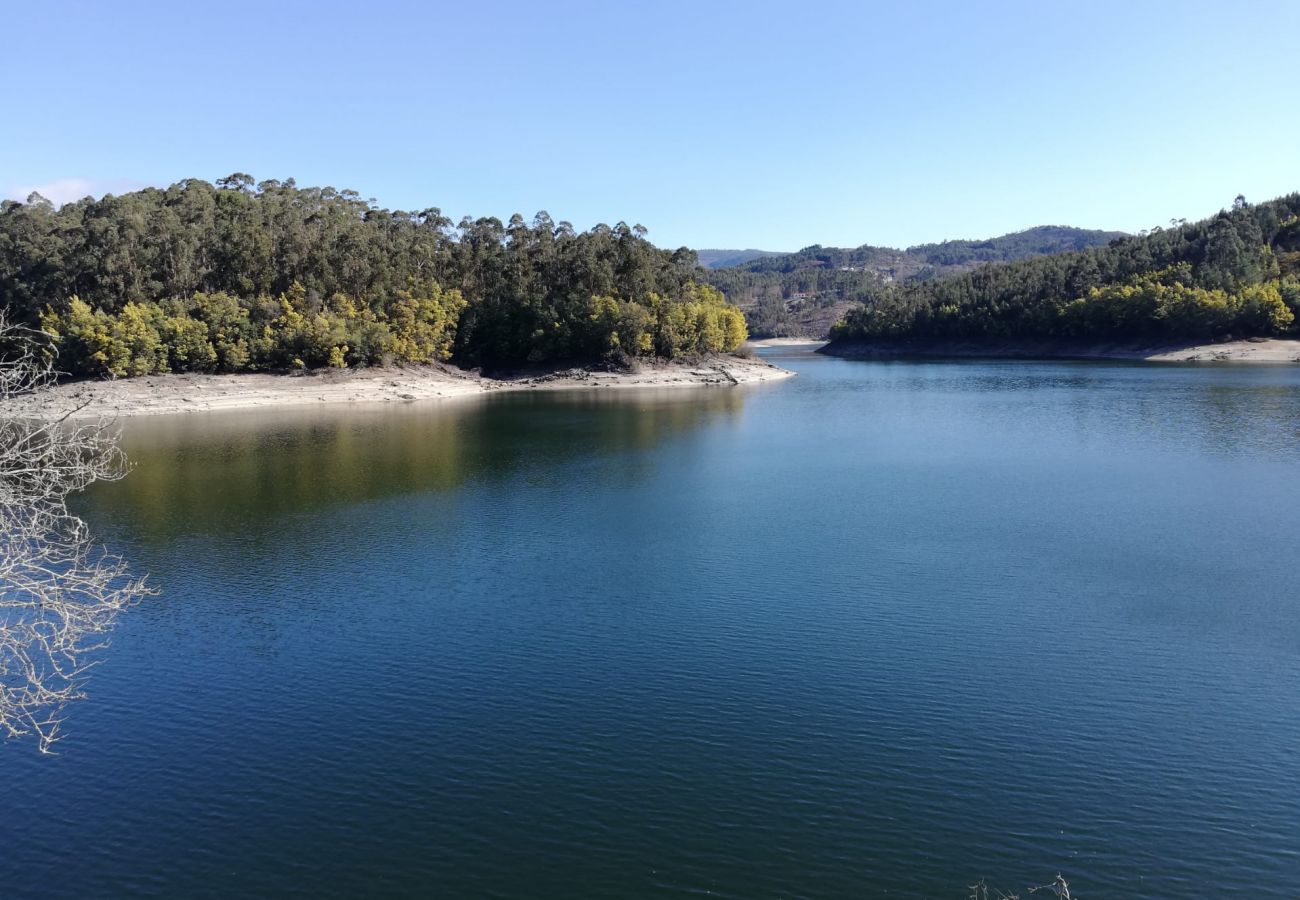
(1, 317, 148, 752)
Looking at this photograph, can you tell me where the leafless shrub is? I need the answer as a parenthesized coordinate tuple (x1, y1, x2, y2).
(969, 879, 1020, 900)
(969, 873, 1072, 900)
(1, 316, 149, 752)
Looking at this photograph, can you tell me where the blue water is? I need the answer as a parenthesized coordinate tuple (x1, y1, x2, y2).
(4, 347, 1300, 897)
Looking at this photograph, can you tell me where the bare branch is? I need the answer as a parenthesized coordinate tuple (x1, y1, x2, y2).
(1, 315, 150, 752)
(970, 873, 1072, 900)
(1028, 875, 1072, 899)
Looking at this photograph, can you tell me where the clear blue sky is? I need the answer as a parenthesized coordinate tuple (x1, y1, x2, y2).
(5, 0, 1298, 250)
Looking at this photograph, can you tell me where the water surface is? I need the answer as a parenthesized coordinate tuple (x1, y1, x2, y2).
(4, 349, 1300, 897)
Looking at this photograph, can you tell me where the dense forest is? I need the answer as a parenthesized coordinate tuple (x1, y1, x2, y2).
(0, 175, 746, 377)
(706, 226, 1123, 337)
(828, 194, 1300, 345)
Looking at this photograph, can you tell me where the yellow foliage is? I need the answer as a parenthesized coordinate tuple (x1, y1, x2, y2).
(39, 277, 741, 377)
(384, 283, 466, 362)
(1061, 274, 1295, 337)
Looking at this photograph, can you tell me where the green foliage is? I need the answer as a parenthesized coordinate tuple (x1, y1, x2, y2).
(189, 291, 259, 370)
(830, 194, 1300, 344)
(2, 177, 748, 376)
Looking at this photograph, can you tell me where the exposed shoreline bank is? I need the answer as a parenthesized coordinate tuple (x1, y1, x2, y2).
(820, 337, 1300, 363)
(4, 356, 794, 420)
(745, 337, 830, 348)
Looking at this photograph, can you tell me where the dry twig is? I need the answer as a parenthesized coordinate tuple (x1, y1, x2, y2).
(1, 316, 148, 752)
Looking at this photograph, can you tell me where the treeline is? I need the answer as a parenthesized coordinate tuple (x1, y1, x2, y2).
(0, 175, 746, 376)
(831, 195, 1300, 344)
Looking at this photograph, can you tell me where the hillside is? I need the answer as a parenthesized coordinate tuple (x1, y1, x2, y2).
(706, 226, 1123, 338)
(825, 194, 1300, 353)
(0, 176, 748, 377)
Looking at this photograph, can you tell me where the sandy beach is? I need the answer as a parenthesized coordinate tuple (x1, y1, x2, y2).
(4, 355, 794, 420)
(822, 337, 1300, 363)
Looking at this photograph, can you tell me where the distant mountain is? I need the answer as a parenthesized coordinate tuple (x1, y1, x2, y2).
(706, 226, 1126, 339)
(696, 248, 784, 269)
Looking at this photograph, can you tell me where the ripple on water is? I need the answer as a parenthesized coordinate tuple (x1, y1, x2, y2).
(4, 353, 1300, 898)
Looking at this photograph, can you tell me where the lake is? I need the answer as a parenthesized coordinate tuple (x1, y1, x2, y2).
(4, 346, 1300, 898)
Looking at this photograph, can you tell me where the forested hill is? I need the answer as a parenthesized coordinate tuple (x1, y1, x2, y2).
(706, 226, 1122, 338)
(827, 194, 1300, 348)
(0, 175, 746, 377)
(907, 226, 1128, 268)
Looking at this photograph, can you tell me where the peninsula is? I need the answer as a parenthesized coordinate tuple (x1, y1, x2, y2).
(820, 193, 1300, 360)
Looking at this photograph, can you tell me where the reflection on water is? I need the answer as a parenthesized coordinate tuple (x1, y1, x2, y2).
(87, 388, 747, 540)
(796, 358, 1300, 459)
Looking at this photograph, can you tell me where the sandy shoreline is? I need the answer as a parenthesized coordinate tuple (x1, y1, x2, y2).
(746, 337, 829, 348)
(821, 337, 1300, 363)
(3, 356, 794, 420)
